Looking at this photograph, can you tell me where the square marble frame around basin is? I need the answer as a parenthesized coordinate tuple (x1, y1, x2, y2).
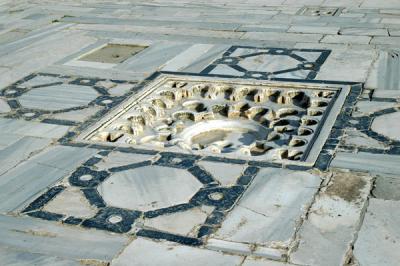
(75, 74, 352, 167)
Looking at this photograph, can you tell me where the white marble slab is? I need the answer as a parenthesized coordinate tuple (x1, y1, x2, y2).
(98, 165, 202, 211)
(111, 237, 243, 266)
(0, 214, 128, 261)
(215, 168, 320, 246)
(354, 199, 400, 266)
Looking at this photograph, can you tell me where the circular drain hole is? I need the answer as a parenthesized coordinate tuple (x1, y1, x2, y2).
(208, 192, 224, 201)
(5, 89, 17, 95)
(79, 174, 93, 181)
(171, 158, 182, 164)
(23, 112, 36, 118)
(275, 49, 285, 54)
(102, 99, 113, 104)
(108, 215, 123, 224)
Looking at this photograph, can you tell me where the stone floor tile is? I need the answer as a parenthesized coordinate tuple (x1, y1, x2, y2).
(320, 35, 372, 44)
(372, 176, 400, 200)
(0, 118, 69, 139)
(50, 106, 102, 122)
(371, 111, 400, 141)
(197, 161, 245, 186)
(290, 171, 373, 266)
(111, 237, 243, 266)
(242, 257, 290, 266)
(18, 84, 99, 111)
(0, 214, 129, 261)
(215, 168, 320, 246)
(0, 245, 81, 266)
(43, 187, 97, 218)
(341, 129, 388, 149)
(339, 27, 388, 36)
(144, 207, 211, 236)
(0, 136, 51, 176)
(95, 151, 156, 171)
(0, 145, 97, 212)
(312, 47, 377, 82)
(97, 165, 202, 211)
(331, 152, 400, 176)
(353, 199, 400, 266)
(0, 97, 10, 113)
(353, 101, 399, 117)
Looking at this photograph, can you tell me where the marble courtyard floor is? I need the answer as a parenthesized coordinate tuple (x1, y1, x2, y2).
(0, 0, 399, 265)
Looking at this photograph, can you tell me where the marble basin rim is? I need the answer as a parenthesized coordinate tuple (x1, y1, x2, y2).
(75, 73, 353, 167)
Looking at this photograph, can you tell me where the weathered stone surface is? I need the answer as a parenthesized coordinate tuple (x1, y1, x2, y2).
(372, 175, 400, 200)
(197, 161, 245, 186)
(215, 168, 320, 247)
(98, 165, 202, 211)
(354, 199, 400, 266)
(371, 111, 400, 141)
(111, 237, 243, 266)
(0, 214, 129, 261)
(290, 171, 373, 266)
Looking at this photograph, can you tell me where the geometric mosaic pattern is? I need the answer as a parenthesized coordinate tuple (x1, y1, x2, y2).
(22, 150, 259, 246)
(0, 73, 137, 126)
(201, 46, 331, 80)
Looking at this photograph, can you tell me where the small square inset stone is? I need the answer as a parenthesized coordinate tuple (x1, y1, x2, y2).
(78, 74, 351, 166)
(298, 7, 341, 16)
(79, 44, 147, 64)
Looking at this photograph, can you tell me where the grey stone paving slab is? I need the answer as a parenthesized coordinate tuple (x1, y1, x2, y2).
(97, 165, 203, 211)
(0, 214, 129, 261)
(372, 175, 400, 200)
(241, 32, 323, 43)
(144, 207, 211, 236)
(339, 27, 388, 36)
(342, 129, 388, 149)
(0, 145, 97, 212)
(0, 118, 69, 139)
(354, 101, 399, 117)
(353, 199, 400, 266)
(18, 84, 99, 111)
(321, 35, 372, 44)
(0, 136, 51, 176)
(215, 168, 320, 246)
(119, 41, 191, 73)
(0, 97, 10, 113)
(242, 258, 290, 266)
(0, 245, 81, 266)
(95, 151, 156, 171)
(0, 133, 23, 149)
(50, 106, 102, 122)
(197, 161, 245, 186)
(42, 187, 97, 219)
(331, 152, 400, 175)
(290, 171, 373, 266)
(111, 237, 243, 266)
(371, 111, 400, 141)
(287, 25, 339, 34)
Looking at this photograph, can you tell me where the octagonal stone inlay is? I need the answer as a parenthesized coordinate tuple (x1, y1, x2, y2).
(97, 165, 202, 211)
(371, 112, 400, 141)
(18, 84, 99, 111)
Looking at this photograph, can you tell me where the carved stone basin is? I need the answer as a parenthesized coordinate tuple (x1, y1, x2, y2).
(174, 119, 269, 153)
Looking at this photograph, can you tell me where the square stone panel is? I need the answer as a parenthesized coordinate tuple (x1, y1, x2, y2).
(78, 44, 148, 64)
(77, 74, 351, 166)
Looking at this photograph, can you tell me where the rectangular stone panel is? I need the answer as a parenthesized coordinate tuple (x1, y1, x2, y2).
(77, 74, 351, 166)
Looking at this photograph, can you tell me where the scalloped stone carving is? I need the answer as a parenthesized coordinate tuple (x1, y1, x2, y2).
(80, 75, 349, 165)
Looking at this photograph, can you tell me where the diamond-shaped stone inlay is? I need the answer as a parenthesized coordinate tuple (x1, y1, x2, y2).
(97, 165, 202, 211)
(80, 75, 350, 165)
